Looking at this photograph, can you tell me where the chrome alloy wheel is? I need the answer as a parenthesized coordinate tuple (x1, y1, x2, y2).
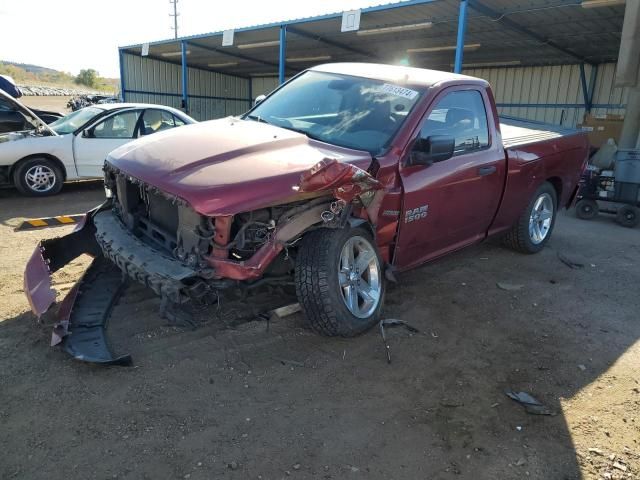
(338, 235, 382, 318)
(529, 192, 554, 244)
(24, 164, 56, 193)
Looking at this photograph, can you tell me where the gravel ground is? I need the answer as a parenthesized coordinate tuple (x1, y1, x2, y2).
(0, 182, 639, 480)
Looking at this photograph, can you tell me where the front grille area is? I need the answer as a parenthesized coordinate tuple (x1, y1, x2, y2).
(105, 164, 215, 268)
(111, 173, 179, 254)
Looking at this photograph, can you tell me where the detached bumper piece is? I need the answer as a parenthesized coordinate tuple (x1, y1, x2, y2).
(23, 205, 132, 366)
(58, 257, 132, 366)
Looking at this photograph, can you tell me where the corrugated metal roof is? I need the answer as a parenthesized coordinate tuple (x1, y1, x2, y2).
(120, 0, 625, 77)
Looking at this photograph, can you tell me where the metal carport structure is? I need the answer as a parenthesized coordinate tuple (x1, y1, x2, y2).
(118, 0, 627, 126)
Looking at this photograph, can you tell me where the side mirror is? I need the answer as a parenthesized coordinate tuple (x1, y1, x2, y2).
(254, 94, 266, 107)
(82, 129, 91, 138)
(409, 135, 455, 166)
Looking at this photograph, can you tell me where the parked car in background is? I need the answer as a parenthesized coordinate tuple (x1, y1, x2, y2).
(0, 89, 195, 196)
(0, 88, 62, 133)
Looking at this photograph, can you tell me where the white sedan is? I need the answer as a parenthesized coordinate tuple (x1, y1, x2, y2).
(0, 90, 195, 196)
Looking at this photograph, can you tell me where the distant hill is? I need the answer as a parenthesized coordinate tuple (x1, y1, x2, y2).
(3, 61, 59, 75)
(0, 61, 118, 93)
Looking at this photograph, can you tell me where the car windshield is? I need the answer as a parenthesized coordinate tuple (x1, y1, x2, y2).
(49, 106, 104, 134)
(246, 71, 424, 155)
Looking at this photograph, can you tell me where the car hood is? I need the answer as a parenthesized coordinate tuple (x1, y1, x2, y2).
(0, 130, 46, 144)
(0, 88, 57, 136)
(106, 117, 373, 216)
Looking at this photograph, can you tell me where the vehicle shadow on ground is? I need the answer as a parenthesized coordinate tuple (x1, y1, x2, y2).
(0, 212, 638, 479)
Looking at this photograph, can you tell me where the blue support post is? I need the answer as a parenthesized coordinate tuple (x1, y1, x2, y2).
(579, 63, 589, 111)
(181, 41, 189, 113)
(453, 0, 468, 74)
(587, 64, 598, 113)
(118, 49, 126, 102)
(279, 25, 287, 85)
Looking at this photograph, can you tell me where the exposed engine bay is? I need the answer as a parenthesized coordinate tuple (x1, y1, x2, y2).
(24, 158, 384, 365)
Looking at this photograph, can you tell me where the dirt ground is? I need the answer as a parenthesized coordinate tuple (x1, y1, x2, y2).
(1, 182, 639, 480)
(19, 95, 73, 115)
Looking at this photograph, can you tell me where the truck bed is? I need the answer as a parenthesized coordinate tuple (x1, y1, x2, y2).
(499, 115, 582, 149)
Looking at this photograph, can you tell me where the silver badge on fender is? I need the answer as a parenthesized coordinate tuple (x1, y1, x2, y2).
(405, 205, 428, 223)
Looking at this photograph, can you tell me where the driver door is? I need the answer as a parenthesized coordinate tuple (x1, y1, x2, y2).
(395, 87, 505, 270)
(73, 109, 142, 177)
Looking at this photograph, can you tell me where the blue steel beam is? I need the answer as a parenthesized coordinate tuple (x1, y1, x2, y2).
(186, 41, 293, 73)
(587, 64, 599, 113)
(467, 0, 592, 65)
(454, 0, 469, 73)
(118, 49, 126, 102)
(286, 26, 376, 60)
(579, 63, 589, 111)
(181, 41, 189, 112)
(120, 49, 251, 80)
(279, 26, 287, 85)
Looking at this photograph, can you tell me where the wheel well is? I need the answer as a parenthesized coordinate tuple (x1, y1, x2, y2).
(546, 177, 562, 203)
(11, 154, 67, 182)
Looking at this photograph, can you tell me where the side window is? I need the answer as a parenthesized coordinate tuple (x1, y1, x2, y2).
(420, 90, 489, 155)
(141, 109, 176, 135)
(93, 111, 141, 139)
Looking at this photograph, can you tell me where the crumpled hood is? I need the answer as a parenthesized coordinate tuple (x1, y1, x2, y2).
(106, 117, 372, 216)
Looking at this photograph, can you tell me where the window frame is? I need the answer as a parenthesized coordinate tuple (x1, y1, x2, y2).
(414, 86, 493, 161)
(88, 109, 144, 140)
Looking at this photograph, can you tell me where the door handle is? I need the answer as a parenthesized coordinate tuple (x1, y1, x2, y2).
(478, 165, 497, 176)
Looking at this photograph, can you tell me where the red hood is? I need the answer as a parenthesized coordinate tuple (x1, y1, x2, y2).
(107, 117, 372, 216)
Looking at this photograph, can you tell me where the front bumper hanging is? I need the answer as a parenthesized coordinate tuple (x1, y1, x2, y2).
(23, 206, 131, 365)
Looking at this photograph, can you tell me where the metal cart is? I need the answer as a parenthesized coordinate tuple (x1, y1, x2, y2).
(575, 149, 640, 228)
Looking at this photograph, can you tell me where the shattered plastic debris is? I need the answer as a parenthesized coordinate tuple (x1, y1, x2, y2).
(496, 282, 524, 291)
(379, 319, 420, 364)
(557, 252, 585, 269)
(505, 390, 556, 416)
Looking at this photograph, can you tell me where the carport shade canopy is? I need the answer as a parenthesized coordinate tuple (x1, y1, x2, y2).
(118, 0, 625, 103)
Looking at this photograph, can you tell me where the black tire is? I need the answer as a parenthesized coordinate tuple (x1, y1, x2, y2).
(13, 157, 64, 196)
(575, 199, 599, 220)
(616, 205, 639, 228)
(295, 227, 385, 337)
(503, 181, 558, 254)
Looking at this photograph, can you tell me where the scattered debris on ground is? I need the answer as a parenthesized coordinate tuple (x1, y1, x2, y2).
(505, 390, 556, 416)
(379, 318, 420, 364)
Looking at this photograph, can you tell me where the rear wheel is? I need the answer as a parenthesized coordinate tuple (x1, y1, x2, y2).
(503, 182, 557, 254)
(575, 199, 599, 220)
(13, 157, 64, 196)
(616, 205, 639, 228)
(295, 227, 385, 337)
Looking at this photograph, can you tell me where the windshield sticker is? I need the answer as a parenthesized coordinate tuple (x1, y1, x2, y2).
(380, 84, 419, 100)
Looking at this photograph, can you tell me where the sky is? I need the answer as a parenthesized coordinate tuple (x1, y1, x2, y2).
(0, 0, 396, 78)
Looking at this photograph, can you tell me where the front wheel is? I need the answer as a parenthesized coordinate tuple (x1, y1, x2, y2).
(295, 227, 385, 337)
(503, 182, 558, 254)
(13, 157, 64, 196)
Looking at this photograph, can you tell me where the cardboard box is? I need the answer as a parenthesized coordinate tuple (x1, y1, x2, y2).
(577, 113, 625, 148)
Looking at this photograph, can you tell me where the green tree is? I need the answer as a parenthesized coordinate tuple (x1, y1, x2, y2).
(75, 69, 98, 88)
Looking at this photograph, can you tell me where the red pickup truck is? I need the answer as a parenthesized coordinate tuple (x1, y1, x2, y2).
(25, 63, 588, 364)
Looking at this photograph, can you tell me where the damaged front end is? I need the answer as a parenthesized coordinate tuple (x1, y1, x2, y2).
(24, 158, 383, 365)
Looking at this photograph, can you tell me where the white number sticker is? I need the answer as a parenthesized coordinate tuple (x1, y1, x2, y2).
(380, 83, 419, 100)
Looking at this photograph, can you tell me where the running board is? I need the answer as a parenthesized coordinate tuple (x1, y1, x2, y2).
(58, 257, 132, 366)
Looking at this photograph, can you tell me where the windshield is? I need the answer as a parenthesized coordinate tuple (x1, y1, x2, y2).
(49, 106, 103, 134)
(246, 71, 424, 155)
